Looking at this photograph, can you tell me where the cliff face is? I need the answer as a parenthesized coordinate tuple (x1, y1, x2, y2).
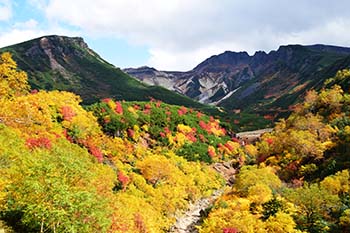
(125, 44, 350, 116)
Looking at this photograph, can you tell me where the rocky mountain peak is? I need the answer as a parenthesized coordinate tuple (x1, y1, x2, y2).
(40, 35, 88, 49)
(24, 35, 92, 60)
(124, 66, 157, 74)
(125, 43, 350, 115)
(194, 51, 250, 71)
(253, 50, 267, 57)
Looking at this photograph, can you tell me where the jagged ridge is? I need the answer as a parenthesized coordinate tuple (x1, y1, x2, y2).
(125, 44, 350, 119)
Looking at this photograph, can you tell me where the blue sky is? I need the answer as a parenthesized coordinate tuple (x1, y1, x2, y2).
(0, 0, 151, 69)
(1, 0, 350, 71)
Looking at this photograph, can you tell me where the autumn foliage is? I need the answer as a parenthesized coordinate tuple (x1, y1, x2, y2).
(200, 69, 350, 233)
(0, 53, 224, 232)
(1, 52, 349, 233)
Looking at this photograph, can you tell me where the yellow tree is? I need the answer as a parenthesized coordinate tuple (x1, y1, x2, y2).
(0, 52, 29, 99)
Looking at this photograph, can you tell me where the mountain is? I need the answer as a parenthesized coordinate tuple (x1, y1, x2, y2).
(0, 35, 205, 108)
(125, 44, 350, 118)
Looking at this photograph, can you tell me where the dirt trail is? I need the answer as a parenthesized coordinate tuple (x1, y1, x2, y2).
(169, 189, 224, 233)
(169, 128, 271, 232)
(169, 162, 237, 233)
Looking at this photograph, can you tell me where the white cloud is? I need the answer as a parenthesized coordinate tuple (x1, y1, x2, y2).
(0, 18, 80, 48)
(148, 42, 246, 71)
(0, 0, 12, 21)
(281, 18, 350, 47)
(28, 0, 48, 10)
(13, 19, 39, 29)
(0, 28, 45, 48)
(39, 0, 350, 70)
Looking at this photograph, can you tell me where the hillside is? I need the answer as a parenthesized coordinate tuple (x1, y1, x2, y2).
(1, 50, 350, 232)
(125, 44, 350, 119)
(0, 53, 231, 232)
(0, 35, 205, 109)
(199, 69, 350, 233)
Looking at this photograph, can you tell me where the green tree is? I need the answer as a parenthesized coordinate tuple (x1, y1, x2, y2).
(284, 184, 340, 233)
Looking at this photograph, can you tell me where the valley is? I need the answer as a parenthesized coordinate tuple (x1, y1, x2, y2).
(0, 36, 349, 233)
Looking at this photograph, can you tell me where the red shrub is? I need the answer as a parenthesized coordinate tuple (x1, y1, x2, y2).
(164, 127, 171, 134)
(115, 101, 123, 114)
(61, 106, 75, 121)
(196, 111, 203, 118)
(143, 109, 151, 115)
(232, 137, 240, 143)
(30, 89, 38, 94)
(127, 129, 135, 138)
(223, 228, 239, 233)
(118, 171, 129, 190)
(26, 137, 52, 150)
(224, 142, 234, 151)
(199, 121, 208, 130)
(177, 106, 188, 116)
(208, 147, 216, 158)
(102, 98, 112, 103)
(187, 134, 197, 143)
(221, 128, 227, 135)
(133, 104, 140, 110)
(88, 144, 103, 162)
(265, 138, 273, 145)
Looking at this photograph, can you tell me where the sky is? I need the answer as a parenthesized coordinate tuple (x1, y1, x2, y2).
(1, 0, 350, 71)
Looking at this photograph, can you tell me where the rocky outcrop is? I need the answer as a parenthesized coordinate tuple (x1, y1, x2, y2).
(125, 45, 350, 116)
(124, 51, 256, 105)
(39, 37, 70, 76)
(212, 162, 237, 186)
